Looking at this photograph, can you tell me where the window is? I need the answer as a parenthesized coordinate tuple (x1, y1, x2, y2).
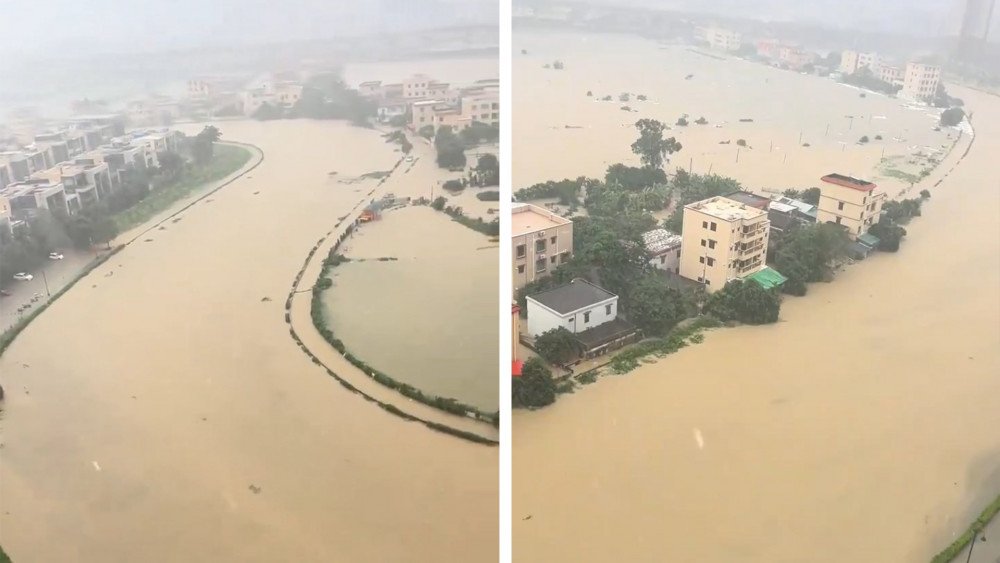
(535, 239, 546, 252)
(550, 236, 556, 245)
(707, 257, 716, 266)
(550, 256, 557, 264)
(536, 258, 547, 273)
(702, 221, 708, 228)
(583, 311, 591, 323)
(838, 201, 845, 211)
(676, 250, 681, 258)
(660, 256, 666, 264)
(700, 239, 707, 247)
(561, 251, 570, 263)
(517, 265, 525, 273)
(835, 216, 842, 225)
(699, 256, 705, 264)
(516, 244, 526, 258)
(705, 279, 711, 285)
(710, 222, 717, 232)
(605, 304, 612, 315)
(708, 240, 717, 249)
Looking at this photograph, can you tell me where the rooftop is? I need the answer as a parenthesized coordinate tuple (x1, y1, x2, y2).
(685, 196, 768, 222)
(642, 228, 682, 254)
(528, 279, 617, 315)
(747, 267, 788, 290)
(724, 190, 771, 209)
(512, 203, 571, 237)
(574, 317, 639, 349)
(821, 173, 877, 192)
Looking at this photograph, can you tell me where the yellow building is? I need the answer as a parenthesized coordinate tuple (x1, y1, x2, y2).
(901, 63, 941, 101)
(512, 203, 573, 291)
(840, 50, 880, 74)
(816, 173, 886, 239)
(678, 196, 770, 292)
(703, 27, 742, 51)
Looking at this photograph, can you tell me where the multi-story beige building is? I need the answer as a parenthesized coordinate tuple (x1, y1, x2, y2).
(678, 196, 770, 292)
(878, 64, 905, 86)
(512, 203, 573, 291)
(901, 62, 941, 101)
(840, 51, 880, 75)
(703, 27, 742, 51)
(816, 173, 886, 239)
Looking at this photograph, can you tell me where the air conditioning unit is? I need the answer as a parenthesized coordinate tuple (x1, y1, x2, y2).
(538, 230, 546, 238)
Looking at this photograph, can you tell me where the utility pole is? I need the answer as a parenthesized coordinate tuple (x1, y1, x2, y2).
(689, 157, 693, 173)
(736, 148, 740, 163)
(798, 131, 803, 145)
(825, 123, 830, 136)
(41, 269, 50, 297)
(965, 529, 977, 563)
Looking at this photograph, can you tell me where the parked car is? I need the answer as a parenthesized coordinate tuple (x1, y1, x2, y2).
(13, 273, 33, 281)
(48, 252, 64, 260)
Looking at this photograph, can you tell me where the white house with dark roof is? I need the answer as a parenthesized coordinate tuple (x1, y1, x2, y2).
(526, 279, 618, 337)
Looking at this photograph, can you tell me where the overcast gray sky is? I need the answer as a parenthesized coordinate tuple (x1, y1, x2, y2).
(1, 0, 496, 60)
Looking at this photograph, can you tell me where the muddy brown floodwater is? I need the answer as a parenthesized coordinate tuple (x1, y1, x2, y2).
(0, 119, 497, 562)
(513, 32, 1000, 563)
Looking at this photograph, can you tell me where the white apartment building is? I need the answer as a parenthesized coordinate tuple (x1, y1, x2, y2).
(901, 63, 941, 101)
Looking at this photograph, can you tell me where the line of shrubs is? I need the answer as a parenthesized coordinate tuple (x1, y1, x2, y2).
(429, 197, 500, 236)
(0, 246, 125, 357)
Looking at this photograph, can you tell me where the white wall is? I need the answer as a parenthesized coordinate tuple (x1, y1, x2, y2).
(649, 247, 681, 273)
(526, 297, 618, 337)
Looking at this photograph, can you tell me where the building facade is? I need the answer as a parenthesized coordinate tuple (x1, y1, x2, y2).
(512, 203, 573, 291)
(525, 279, 618, 338)
(816, 173, 887, 239)
(901, 63, 941, 101)
(840, 51, 880, 75)
(703, 27, 742, 51)
(678, 196, 770, 292)
(642, 228, 682, 274)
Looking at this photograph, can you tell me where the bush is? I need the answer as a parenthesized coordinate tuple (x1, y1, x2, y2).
(940, 107, 965, 127)
(869, 219, 906, 252)
(874, 134, 883, 140)
(676, 116, 689, 126)
(858, 135, 869, 143)
(443, 179, 464, 191)
(694, 116, 708, 125)
(920, 189, 931, 199)
(513, 358, 557, 408)
(736, 139, 747, 147)
(586, 90, 593, 96)
(431, 196, 447, 211)
(476, 191, 500, 201)
(535, 327, 582, 365)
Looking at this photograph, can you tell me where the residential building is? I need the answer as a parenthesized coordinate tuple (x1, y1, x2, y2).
(878, 64, 905, 86)
(376, 99, 409, 124)
(678, 196, 770, 292)
(526, 279, 639, 358)
(401, 74, 449, 99)
(779, 46, 816, 70)
(840, 51, 880, 75)
(642, 228, 682, 274)
(0, 180, 70, 217)
(461, 85, 500, 127)
(32, 160, 112, 207)
(724, 190, 771, 210)
(901, 63, 941, 101)
(702, 27, 742, 51)
(512, 303, 523, 377)
(512, 203, 573, 291)
(756, 39, 784, 59)
(358, 80, 384, 97)
(816, 173, 887, 239)
(768, 199, 815, 234)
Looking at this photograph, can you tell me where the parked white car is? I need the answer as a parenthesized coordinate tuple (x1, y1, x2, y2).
(48, 252, 64, 260)
(13, 272, 33, 281)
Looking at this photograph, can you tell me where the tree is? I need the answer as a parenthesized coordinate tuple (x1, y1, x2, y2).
(676, 116, 689, 126)
(418, 125, 435, 139)
(459, 122, 499, 146)
(156, 151, 185, 179)
(512, 358, 557, 408)
(443, 179, 464, 191)
(769, 222, 849, 295)
(694, 116, 708, 125)
(800, 187, 821, 205)
(869, 218, 906, 251)
(431, 196, 447, 211)
(704, 279, 781, 324)
(535, 327, 582, 365)
(736, 139, 747, 147)
(476, 153, 500, 186)
(434, 126, 467, 169)
(940, 107, 965, 127)
(192, 125, 221, 165)
(552, 60, 564, 70)
(623, 274, 689, 336)
(858, 135, 869, 143)
(631, 119, 682, 169)
(604, 164, 666, 191)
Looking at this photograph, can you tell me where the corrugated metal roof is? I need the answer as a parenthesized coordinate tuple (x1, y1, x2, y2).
(747, 267, 788, 289)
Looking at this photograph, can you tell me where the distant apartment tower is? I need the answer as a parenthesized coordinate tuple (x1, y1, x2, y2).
(678, 196, 770, 292)
(704, 27, 742, 52)
(901, 63, 941, 100)
(959, 0, 997, 58)
(815, 173, 887, 239)
(512, 203, 573, 291)
(840, 51, 880, 75)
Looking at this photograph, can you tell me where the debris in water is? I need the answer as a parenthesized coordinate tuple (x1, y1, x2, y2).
(144, 239, 154, 242)
(261, 296, 272, 302)
(92, 461, 101, 471)
(248, 484, 262, 494)
(253, 191, 260, 195)
(523, 515, 533, 520)
(22, 363, 29, 368)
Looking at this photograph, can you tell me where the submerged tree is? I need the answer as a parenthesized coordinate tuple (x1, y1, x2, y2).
(631, 119, 682, 169)
(512, 357, 557, 408)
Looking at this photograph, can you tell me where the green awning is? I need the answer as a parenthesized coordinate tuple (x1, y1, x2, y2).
(747, 266, 788, 290)
(857, 233, 880, 248)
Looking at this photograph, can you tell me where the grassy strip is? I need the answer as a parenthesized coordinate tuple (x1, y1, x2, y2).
(310, 227, 498, 425)
(114, 144, 252, 231)
(0, 544, 9, 563)
(609, 316, 724, 375)
(0, 246, 124, 357)
(930, 494, 1000, 563)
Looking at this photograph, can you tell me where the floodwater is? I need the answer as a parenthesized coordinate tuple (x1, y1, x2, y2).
(513, 30, 961, 198)
(0, 119, 497, 562)
(324, 206, 499, 411)
(344, 56, 499, 89)
(513, 30, 1000, 563)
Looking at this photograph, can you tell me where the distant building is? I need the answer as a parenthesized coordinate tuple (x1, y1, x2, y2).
(512, 203, 573, 291)
(878, 64, 906, 86)
(526, 279, 639, 358)
(779, 46, 816, 70)
(678, 196, 770, 292)
(768, 198, 817, 234)
(816, 173, 887, 239)
(724, 190, 771, 210)
(0, 180, 70, 217)
(840, 51, 880, 75)
(512, 303, 523, 377)
(755, 39, 784, 59)
(900, 63, 941, 101)
(642, 228, 682, 274)
(702, 27, 742, 52)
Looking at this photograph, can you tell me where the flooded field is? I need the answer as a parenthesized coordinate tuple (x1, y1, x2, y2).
(323, 205, 499, 411)
(514, 30, 963, 198)
(0, 118, 497, 562)
(513, 30, 1000, 563)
